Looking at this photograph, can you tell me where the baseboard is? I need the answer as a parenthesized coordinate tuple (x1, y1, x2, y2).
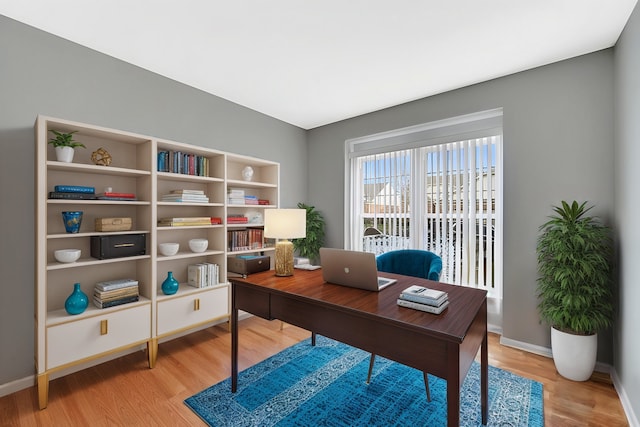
(0, 376, 36, 399)
(611, 367, 640, 427)
(499, 335, 553, 358)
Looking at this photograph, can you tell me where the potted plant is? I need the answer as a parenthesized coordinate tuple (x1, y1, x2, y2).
(48, 130, 85, 163)
(536, 200, 613, 381)
(293, 202, 325, 264)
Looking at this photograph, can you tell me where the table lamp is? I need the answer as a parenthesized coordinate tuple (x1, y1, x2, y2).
(264, 209, 306, 276)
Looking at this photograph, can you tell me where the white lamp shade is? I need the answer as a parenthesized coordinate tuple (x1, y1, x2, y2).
(264, 209, 306, 239)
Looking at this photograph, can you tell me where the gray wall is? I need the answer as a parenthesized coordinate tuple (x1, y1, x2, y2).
(614, 3, 640, 420)
(307, 51, 615, 361)
(0, 15, 307, 386)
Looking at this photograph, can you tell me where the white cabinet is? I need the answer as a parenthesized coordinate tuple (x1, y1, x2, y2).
(35, 116, 279, 409)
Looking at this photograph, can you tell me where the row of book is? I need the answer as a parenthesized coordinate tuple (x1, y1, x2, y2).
(187, 263, 220, 288)
(161, 189, 209, 203)
(397, 285, 449, 314)
(49, 185, 137, 201)
(157, 150, 209, 177)
(228, 228, 264, 251)
(93, 279, 139, 309)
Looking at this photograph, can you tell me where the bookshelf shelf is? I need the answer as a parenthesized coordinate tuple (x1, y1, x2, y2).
(35, 115, 279, 409)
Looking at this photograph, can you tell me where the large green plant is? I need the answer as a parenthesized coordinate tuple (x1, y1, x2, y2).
(536, 201, 613, 335)
(293, 203, 325, 263)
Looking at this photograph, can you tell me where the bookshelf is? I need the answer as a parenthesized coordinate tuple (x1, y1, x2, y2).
(35, 116, 279, 409)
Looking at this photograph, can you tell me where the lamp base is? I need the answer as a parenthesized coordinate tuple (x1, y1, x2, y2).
(274, 240, 294, 276)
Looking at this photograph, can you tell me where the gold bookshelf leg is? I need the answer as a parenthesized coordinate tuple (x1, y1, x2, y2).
(37, 372, 49, 410)
(147, 339, 158, 368)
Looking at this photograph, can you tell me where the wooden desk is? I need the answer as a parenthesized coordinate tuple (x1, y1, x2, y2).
(230, 269, 488, 426)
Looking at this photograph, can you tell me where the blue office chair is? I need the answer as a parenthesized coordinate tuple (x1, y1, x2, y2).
(366, 249, 443, 401)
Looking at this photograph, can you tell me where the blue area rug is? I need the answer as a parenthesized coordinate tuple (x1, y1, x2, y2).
(185, 336, 544, 426)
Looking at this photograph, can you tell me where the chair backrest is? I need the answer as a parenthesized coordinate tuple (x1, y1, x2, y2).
(376, 249, 442, 281)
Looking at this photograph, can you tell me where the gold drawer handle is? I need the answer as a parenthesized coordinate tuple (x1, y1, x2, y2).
(194, 299, 200, 311)
(100, 319, 108, 335)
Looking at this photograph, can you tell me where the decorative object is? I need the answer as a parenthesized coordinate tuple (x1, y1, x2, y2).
(537, 200, 613, 381)
(91, 147, 112, 166)
(161, 271, 179, 295)
(292, 202, 325, 264)
(48, 130, 85, 163)
(54, 249, 81, 263)
(61, 211, 83, 233)
(158, 242, 179, 256)
(241, 165, 254, 181)
(185, 336, 544, 426)
(264, 209, 306, 276)
(65, 283, 89, 315)
(188, 238, 208, 253)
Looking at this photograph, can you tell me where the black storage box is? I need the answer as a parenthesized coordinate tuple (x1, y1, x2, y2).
(90, 234, 146, 260)
(227, 255, 270, 276)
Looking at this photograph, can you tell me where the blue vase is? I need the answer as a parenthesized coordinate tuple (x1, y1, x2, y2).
(62, 211, 83, 233)
(65, 283, 88, 315)
(162, 271, 179, 295)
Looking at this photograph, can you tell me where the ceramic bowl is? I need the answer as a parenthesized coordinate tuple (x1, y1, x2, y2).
(54, 249, 81, 263)
(158, 242, 180, 256)
(188, 238, 208, 253)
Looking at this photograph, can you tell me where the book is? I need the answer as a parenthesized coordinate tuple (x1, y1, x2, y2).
(49, 191, 96, 200)
(96, 192, 136, 198)
(54, 185, 95, 194)
(397, 298, 450, 314)
(400, 285, 448, 305)
(94, 278, 139, 292)
(93, 295, 139, 309)
(170, 189, 205, 195)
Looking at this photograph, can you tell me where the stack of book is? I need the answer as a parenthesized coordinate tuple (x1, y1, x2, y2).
(397, 285, 449, 314)
(227, 214, 248, 224)
(244, 195, 259, 205)
(49, 185, 96, 200)
(187, 263, 219, 288)
(158, 217, 212, 227)
(161, 189, 209, 203)
(228, 189, 245, 205)
(93, 279, 139, 309)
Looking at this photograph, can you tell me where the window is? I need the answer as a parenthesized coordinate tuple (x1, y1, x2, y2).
(346, 110, 503, 299)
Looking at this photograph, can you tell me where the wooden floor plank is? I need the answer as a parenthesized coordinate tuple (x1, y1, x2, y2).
(0, 316, 629, 426)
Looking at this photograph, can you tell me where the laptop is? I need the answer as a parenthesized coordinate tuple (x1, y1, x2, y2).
(319, 248, 397, 291)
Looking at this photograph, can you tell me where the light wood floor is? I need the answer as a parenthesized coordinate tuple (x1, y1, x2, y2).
(0, 316, 628, 426)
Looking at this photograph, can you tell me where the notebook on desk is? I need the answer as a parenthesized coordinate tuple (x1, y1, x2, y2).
(319, 248, 397, 291)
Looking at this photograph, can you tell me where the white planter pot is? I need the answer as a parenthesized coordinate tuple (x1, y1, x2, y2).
(551, 327, 597, 381)
(55, 146, 75, 163)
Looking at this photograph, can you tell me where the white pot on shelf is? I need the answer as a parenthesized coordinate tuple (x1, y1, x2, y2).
(551, 327, 598, 381)
(55, 146, 75, 163)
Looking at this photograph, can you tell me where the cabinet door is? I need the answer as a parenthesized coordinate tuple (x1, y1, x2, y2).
(47, 304, 151, 369)
(157, 286, 229, 336)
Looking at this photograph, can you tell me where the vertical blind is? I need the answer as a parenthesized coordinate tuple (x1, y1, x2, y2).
(347, 109, 502, 297)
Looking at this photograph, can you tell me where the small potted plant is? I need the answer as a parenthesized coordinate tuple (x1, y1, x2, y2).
(293, 202, 325, 264)
(48, 130, 85, 163)
(536, 200, 613, 381)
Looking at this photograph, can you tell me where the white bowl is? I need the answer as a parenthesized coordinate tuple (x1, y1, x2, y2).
(188, 238, 208, 253)
(54, 249, 81, 263)
(158, 242, 179, 256)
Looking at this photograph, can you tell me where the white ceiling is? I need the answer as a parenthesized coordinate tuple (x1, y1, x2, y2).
(1, 1, 637, 129)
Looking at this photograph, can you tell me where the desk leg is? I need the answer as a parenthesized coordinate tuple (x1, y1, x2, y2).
(481, 327, 488, 425)
(231, 285, 238, 393)
(446, 343, 460, 427)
